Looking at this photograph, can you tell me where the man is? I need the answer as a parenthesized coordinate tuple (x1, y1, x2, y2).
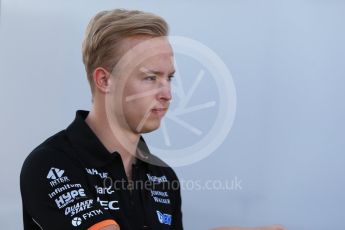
(21, 9, 181, 230)
(20, 9, 286, 230)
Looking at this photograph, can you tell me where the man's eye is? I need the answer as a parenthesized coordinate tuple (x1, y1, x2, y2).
(168, 75, 175, 81)
(145, 76, 157, 81)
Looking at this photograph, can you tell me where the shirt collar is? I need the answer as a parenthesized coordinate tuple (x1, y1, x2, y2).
(65, 110, 151, 168)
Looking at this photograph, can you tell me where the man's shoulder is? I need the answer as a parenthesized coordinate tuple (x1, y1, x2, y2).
(39, 129, 70, 151)
(22, 129, 73, 170)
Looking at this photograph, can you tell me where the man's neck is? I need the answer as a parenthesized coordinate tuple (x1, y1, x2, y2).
(85, 107, 139, 180)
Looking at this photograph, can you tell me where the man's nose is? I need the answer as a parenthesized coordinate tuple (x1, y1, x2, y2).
(157, 83, 172, 102)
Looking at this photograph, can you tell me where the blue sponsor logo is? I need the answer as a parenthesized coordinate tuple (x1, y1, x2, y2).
(156, 210, 172, 225)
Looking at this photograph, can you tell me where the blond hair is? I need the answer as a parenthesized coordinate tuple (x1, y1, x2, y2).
(82, 9, 169, 94)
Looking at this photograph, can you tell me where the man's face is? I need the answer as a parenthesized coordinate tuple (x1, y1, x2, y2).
(107, 36, 175, 134)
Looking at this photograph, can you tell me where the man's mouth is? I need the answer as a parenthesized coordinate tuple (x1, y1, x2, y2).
(151, 108, 168, 117)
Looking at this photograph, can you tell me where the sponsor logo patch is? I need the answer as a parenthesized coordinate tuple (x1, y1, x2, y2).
(47, 167, 64, 180)
(71, 217, 82, 227)
(48, 184, 82, 198)
(85, 168, 108, 179)
(97, 197, 120, 210)
(55, 188, 86, 209)
(65, 199, 93, 217)
(156, 210, 172, 225)
(47, 167, 70, 187)
(95, 185, 114, 195)
(146, 174, 168, 184)
(150, 190, 171, 205)
(82, 209, 103, 220)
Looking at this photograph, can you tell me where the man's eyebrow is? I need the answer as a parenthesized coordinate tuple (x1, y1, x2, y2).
(139, 67, 175, 76)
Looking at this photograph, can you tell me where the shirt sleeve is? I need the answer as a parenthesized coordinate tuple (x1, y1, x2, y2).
(20, 146, 119, 230)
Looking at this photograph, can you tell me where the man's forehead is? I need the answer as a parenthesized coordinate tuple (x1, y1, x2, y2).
(120, 35, 173, 55)
(113, 35, 174, 74)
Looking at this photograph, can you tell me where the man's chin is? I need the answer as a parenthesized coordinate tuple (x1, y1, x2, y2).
(137, 122, 161, 134)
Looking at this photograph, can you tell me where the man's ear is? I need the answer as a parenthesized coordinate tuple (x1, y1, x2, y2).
(92, 67, 111, 93)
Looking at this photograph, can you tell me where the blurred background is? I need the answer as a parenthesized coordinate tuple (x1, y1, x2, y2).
(1, 0, 345, 229)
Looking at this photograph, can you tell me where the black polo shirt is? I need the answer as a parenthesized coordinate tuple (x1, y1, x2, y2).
(20, 110, 183, 230)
